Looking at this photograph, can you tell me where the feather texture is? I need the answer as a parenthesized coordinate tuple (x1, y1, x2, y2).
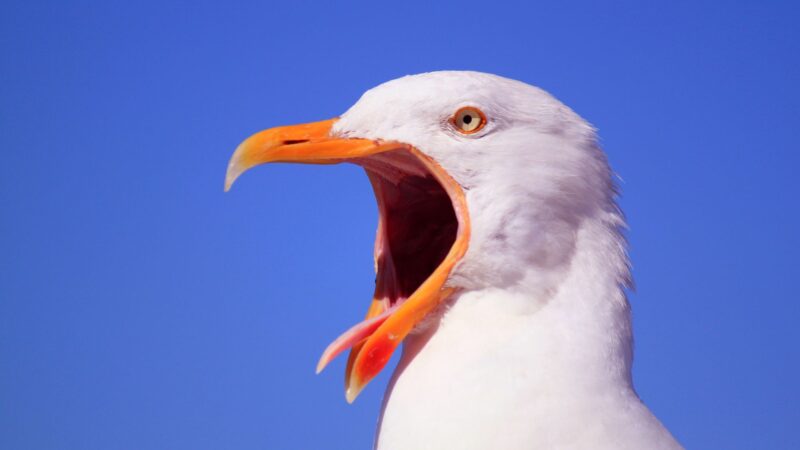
(333, 72, 681, 450)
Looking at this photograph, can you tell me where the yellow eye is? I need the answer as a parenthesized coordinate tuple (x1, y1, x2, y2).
(451, 106, 486, 134)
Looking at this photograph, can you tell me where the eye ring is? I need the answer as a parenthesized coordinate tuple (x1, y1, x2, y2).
(450, 106, 487, 135)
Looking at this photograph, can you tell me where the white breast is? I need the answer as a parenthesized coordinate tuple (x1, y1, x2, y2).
(375, 218, 682, 450)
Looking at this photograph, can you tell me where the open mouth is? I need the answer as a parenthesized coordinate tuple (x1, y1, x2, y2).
(316, 149, 460, 373)
(225, 118, 470, 401)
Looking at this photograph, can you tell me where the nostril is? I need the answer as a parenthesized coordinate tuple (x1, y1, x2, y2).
(282, 139, 308, 145)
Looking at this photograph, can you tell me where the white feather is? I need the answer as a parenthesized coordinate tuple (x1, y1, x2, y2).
(334, 71, 681, 450)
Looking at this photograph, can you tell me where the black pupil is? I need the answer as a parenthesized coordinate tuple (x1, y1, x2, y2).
(463, 114, 473, 125)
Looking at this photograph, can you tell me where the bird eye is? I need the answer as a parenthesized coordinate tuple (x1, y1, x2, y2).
(451, 107, 486, 134)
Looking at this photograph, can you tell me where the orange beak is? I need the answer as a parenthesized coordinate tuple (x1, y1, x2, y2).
(225, 118, 470, 402)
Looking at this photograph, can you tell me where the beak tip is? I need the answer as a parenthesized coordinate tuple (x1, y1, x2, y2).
(224, 161, 243, 193)
(345, 378, 364, 404)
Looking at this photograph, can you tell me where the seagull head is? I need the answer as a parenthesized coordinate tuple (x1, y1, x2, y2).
(225, 71, 615, 402)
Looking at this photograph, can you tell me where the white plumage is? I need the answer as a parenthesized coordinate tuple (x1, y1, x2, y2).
(228, 71, 682, 449)
(334, 72, 682, 449)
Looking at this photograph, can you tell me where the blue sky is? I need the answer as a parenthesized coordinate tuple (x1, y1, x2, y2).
(1, 1, 798, 448)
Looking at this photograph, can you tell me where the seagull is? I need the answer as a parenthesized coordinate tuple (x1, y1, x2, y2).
(225, 71, 682, 450)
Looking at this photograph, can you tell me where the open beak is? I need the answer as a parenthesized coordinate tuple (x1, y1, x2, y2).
(226, 118, 470, 403)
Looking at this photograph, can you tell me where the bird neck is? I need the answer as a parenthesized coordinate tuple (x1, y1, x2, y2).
(420, 208, 633, 388)
(376, 211, 638, 448)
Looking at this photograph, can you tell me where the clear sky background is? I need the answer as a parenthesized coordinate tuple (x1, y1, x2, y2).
(1, 1, 798, 449)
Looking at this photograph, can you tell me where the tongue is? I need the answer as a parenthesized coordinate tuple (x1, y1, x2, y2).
(316, 305, 397, 374)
